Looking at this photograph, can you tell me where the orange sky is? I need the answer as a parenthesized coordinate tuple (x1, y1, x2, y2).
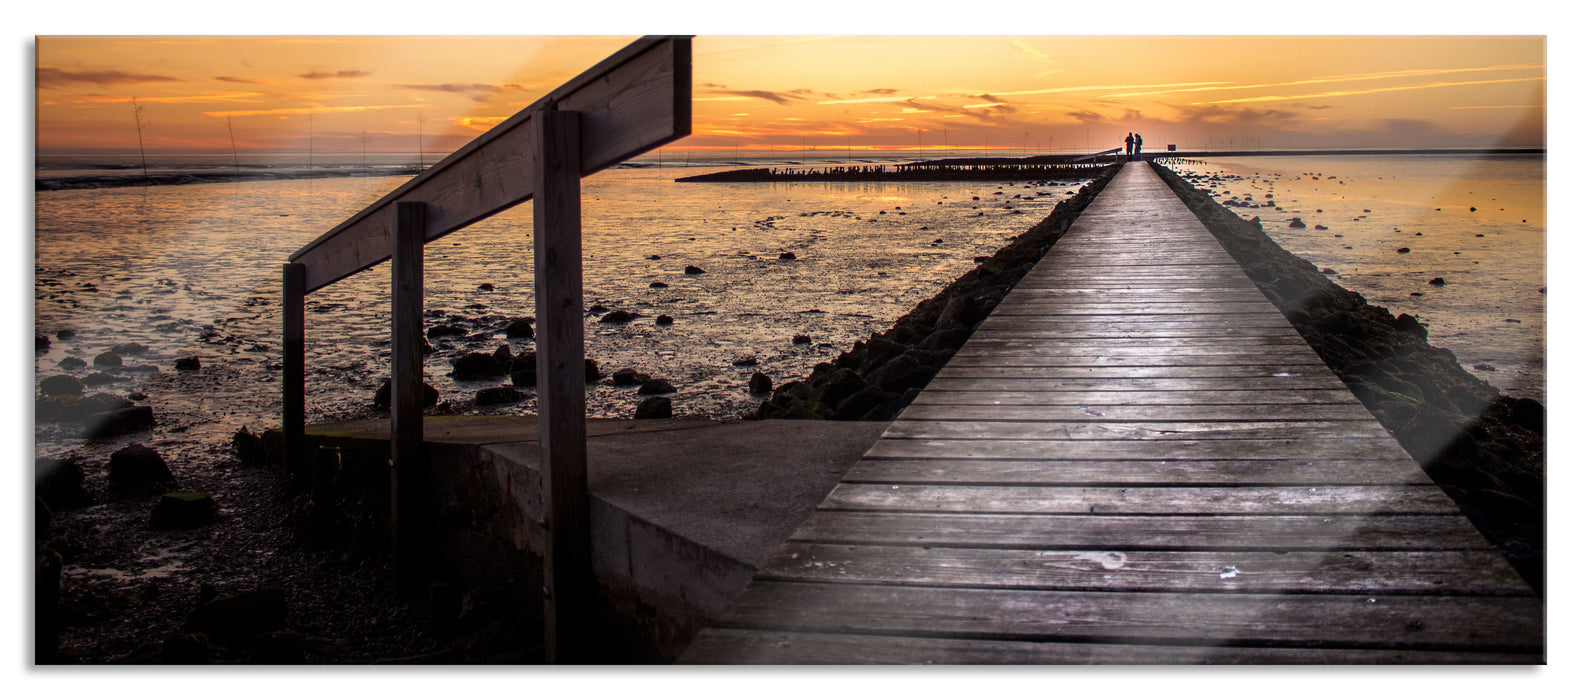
(34, 35, 1545, 155)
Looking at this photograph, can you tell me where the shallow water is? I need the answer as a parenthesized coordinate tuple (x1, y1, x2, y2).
(35, 152, 1090, 463)
(1159, 154, 1545, 403)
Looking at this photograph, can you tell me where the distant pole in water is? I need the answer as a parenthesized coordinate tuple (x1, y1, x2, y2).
(416, 111, 425, 169)
(129, 97, 148, 181)
(307, 112, 314, 176)
(225, 116, 240, 178)
(917, 128, 922, 158)
(360, 130, 371, 175)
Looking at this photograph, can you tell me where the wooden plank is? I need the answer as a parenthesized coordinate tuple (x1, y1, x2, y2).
(987, 302, 1284, 315)
(942, 354, 1334, 368)
(788, 511, 1496, 551)
(865, 437, 1409, 461)
(884, 419, 1392, 441)
(758, 543, 1533, 596)
(711, 582, 1544, 651)
(289, 36, 691, 293)
(842, 457, 1434, 485)
(909, 390, 1362, 406)
(390, 201, 426, 590)
(680, 628, 1542, 665)
(922, 376, 1349, 392)
(932, 364, 1333, 379)
(533, 109, 592, 664)
(894, 402, 1377, 422)
(820, 483, 1457, 515)
(281, 263, 306, 474)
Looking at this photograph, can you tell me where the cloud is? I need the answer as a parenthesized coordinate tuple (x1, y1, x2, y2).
(701, 84, 815, 105)
(36, 67, 179, 89)
(298, 70, 370, 80)
(1011, 39, 1054, 64)
(76, 92, 264, 104)
(201, 103, 412, 118)
(214, 76, 266, 85)
(1064, 109, 1106, 123)
(1193, 76, 1545, 105)
(397, 82, 517, 103)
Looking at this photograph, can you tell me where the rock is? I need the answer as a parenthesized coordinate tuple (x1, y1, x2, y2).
(475, 386, 525, 405)
(231, 426, 281, 467)
(452, 352, 507, 380)
(478, 283, 495, 291)
(656, 315, 674, 326)
(649, 281, 668, 288)
(427, 324, 466, 338)
(588, 304, 610, 314)
(82, 372, 118, 386)
(1510, 397, 1544, 434)
(492, 344, 514, 365)
(84, 405, 156, 438)
(250, 630, 306, 664)
(1473, 363, 1497, 371)
(834, 386, 888, 421)
(731, 356, 758, 366)
(174, 356, 202, 371)
(919, 326, 971, 352)
(1429, 277, 1446, 286)
(36, 457, 90, 511)
(374, 379, 440, 408)
(57, 357, 86, 370)
(818, 368, 871, 408)
(108, 444, 176, 496)
(1397, 247, 1411, 254)
(92, 351, 123, 367)
(866, 352, 937, 393)
(1392, 313, 1428, 341)
(36, 335, 50, 351)
(791, 334, 812, 345)
(510, 353, 538, 387)
(611, 368, 650, 386)
(150, 491, 218, 529)
(637, 378, 676, 395)
(634, 396, 672, 419)
(188, 588, 287, 649)
(1314, 224, 1328, 230)
(503, 318, 534, 338)
(110, 342, 149, 355)
(40, 374, 84, 397)
(778, 252, 796, 260)
(585, 359, 603, 382)
(599, 309, 636, 323)
(684, 265, 706, 275)
(1287, 218, 1305, 228)
(749, 371, 773, 394)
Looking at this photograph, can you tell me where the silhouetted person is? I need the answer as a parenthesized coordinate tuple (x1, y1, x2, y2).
(1134, 133, 1143, 160)
(1125, 132, 1134, 159)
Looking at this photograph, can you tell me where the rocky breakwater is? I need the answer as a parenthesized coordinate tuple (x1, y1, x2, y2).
(753, 165, 1121, 422)
(1151, 161, 1545, 593)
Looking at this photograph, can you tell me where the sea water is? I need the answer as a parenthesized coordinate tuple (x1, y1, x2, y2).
(34, 150, 1090, 461)
(1158, 154, 1545, 403)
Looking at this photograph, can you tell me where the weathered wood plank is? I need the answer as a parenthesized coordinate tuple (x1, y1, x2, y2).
(922, 376, 1347, 392)
(909, 389, 1361, 406)
(894, 402, 1377, 422)
(820, 483, 1458, 515)
(866, 437, 1408, 461)
(884, 419, 1391, 441)
(281, 263, 306, 471)
(289, 36, 691, 293)
(932, 364, 1333, 380)
(963, 334, 1308, 347)
(711, 582, 1543, 651)
(390, 201, 426, 590)
(789, 511, 1496, 550)
(988, 302, 1282, 315)
(842, 457, 1433, 485)
(759, 543, 1533, 596)
(679, 628, 1542, 665)
(942, 354, 1334, 368)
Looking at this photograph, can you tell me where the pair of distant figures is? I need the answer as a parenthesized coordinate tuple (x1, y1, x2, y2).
(1125, 132, 1144, 161)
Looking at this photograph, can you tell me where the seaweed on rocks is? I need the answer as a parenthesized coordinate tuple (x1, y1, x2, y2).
(1150, 161, 1545, 594)
(754, 164, 1121, 423)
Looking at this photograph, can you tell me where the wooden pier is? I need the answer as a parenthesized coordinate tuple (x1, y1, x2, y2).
(678, 161, 1543, 664)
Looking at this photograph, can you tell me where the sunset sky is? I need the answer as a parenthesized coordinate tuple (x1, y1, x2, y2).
(35, 34, 1545, 157)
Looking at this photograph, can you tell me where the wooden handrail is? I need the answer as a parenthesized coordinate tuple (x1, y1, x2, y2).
(289, 35, 691, 294)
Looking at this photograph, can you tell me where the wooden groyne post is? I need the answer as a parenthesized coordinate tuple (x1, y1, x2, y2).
(279, 36, 691, 662)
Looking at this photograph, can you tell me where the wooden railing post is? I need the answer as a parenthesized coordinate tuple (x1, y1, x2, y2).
(391, 201, 427, 591)
(533, 109, 592, 663)
(281, 263, 306, 479)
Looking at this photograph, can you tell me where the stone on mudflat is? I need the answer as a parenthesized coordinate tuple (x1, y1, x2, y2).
(56, 329, 76, 340)
(1392, 313, 1429, 341)
(791, 334, 812, 345)
(36, 457, 90, 511)
(634, 396, 672, 419)
(374, 378, 440, 408)
(188, 587, 287, 649)
(749, 371, 773, 394)
(452, 352, 507, 380)
(585, 359, 604, 382)
(108, 443, 176, 496)
(656, 315, 674, 326)
(92, 351, 123, 367)
(427, 324, 466, 338)
(174, 356, 202, 371)
(1287, 217, 1306, 228)
(111, 342, 149, 355)
(36, 335, 49, 352)
(611, 368, 650, 386)
(84, 405, 155, 438)
(82, 372, 118, 387)
(599, 309, 635, 323)
(150, 491, 218, 529)
(57, 357, 86, 370)
(475, 386, 525, 405)
(503, 318, 534, 338)
(778, 252, 796, 260)
(731, 355, 758, 367)
(40, 375, 84, 397)
(1429, 277, 1446, 286)
(637, 378, 676, 395)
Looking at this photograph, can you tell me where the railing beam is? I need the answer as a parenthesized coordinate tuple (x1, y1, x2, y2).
(281, 263, 306, 480)
(391, 201, 427, 592)
(533, 109, 593, 664)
